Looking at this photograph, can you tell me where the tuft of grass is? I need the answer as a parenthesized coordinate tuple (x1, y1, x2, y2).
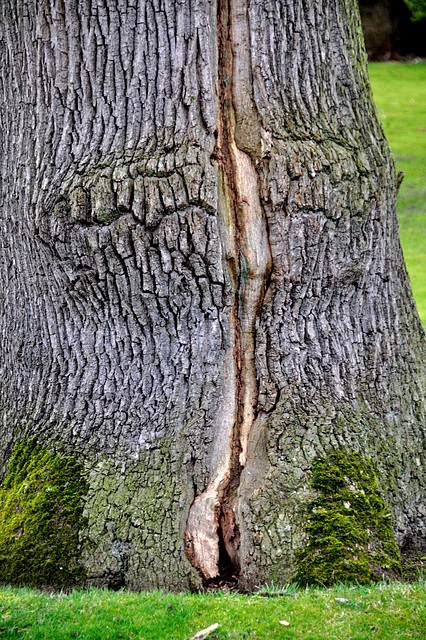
(0, 580, 425, 639)
(369, 60, 426, 325)
(254, 581, 299, 597)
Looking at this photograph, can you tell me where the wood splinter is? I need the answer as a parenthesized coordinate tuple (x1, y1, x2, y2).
(189, 622, 220, 640)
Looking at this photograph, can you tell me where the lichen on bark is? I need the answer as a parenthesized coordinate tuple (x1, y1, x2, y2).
(293, 451, 401, 587)
(81, 438, 200, 592)
(0, 439, 88, 588)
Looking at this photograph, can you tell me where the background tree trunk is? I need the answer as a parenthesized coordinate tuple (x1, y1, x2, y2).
(359, 0, 426, 60)
(0, 0, 424, 591)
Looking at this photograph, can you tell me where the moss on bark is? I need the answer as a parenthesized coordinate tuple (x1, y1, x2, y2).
(293, 451, 401, 587)
(0, 440, 88, 588)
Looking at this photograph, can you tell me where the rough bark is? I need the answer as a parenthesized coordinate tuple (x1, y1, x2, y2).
(0, 0, 424, 591)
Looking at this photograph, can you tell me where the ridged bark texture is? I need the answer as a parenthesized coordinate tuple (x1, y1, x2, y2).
(0, 0, 424, 590)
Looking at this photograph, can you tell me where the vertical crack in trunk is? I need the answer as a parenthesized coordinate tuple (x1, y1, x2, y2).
(184, 0, 271, 582)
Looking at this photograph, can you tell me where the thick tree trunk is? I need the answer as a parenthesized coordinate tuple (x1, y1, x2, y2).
(0, 0, 424, 591)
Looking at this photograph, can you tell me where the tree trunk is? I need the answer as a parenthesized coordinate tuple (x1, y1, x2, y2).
(358, 0, 426, 61)
(0, 0, 424, 591)
(359, 0, 394, 60)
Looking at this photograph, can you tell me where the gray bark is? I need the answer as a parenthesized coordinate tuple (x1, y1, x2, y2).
(0, 0, 424, 590)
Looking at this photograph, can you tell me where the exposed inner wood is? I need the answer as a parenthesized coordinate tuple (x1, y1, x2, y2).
(184, 0, 271, 580)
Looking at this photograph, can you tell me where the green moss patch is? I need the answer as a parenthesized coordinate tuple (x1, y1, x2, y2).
(94, 208, 119, 225)
(293, 451, 401, 587)
(0, 439, 88, 588)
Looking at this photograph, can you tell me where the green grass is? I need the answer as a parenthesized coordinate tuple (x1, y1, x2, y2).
(369, 60, 426, 324)
(0, 580, 425, 639)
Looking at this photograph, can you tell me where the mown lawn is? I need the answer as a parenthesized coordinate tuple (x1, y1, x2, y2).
(369, 60, 426, 324)
(0, 579, 425, 640)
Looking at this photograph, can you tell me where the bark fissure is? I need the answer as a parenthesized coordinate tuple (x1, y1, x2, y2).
(184, 0, 271, 582)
